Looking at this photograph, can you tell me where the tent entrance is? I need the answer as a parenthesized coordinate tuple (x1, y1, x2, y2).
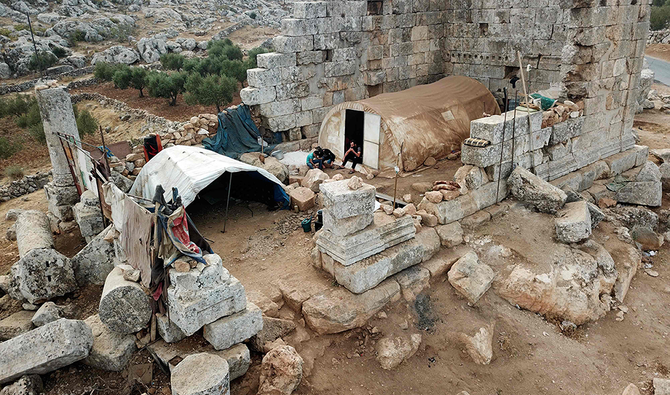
(344, 109, 381, 169)
(344, 109, 364, 157)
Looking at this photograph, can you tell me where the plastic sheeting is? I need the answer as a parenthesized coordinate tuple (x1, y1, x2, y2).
(203, 104, 275, 159)
(129, 146, 289, 208)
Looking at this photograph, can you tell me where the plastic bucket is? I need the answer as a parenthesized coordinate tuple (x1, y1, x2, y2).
(271, 150, 285, 160)
(301, 218, 312, 232)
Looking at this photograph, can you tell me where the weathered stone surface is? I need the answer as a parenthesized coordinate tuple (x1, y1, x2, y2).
(621, 383, 641, 395)
(84, 314, 136, 372)
(203, 302, 263, 351)
(250, 317, 296, 352)
(257, 345, 303, 395)
(156, 313, 186, 343)
(320, 179, 375, 220)
(99, 267, 152, 335)
(288, 187, 315, 212)
(394, 266, 430, 302)
(302, 278, 400, 334)
(375, 333, 421, 370)
(171, 353, 230, 395)
(436, 222, 464, 247)
(73, 191, 105, 243)
(0, 319, 93, 384)
(654, 378, 670, 395)
(555, 201, 592, 243)
(616, 181, 661, 207)
(31, 302, 61, 327)
(71, 225, 116, 286)
(458, 323, 494, 365)
(613, 244, 641, 303)
(586, 202, 604, 229)
(447, 252, 494, 304)
(247, 290, 279, 318)
(14, 210, 53, 258)
(0, 311, 34, 341)
(167, 254, 246, 336)
(508, 167, 567, 213)
(8, 248, 77, 304)
(301, 169, 329, 192)
(0, 375, 42, 395)
(631, 226, 663, 251)
(419, 245, 474, 279)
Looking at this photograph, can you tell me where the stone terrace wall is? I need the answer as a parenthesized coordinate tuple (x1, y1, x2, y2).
(241, 0, 448, 142)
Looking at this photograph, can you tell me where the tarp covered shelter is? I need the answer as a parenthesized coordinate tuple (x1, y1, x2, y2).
(203, 104, 275, 159)
(317, 76, 500, 172)
(129, 146, 289, 209)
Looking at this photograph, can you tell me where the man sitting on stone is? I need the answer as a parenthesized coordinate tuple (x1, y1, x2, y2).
(306, 148, 324, 170)
(342, 141, 362, 174)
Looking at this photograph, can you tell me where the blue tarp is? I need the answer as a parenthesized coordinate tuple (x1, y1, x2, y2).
(203, 105, 276, 159)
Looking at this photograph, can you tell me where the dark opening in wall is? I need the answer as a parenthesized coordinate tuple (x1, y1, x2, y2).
(367, 0, 383, 15)
(367, 84, 382, 97)
(325, 49, 333, 62)
(479, 23, 489, 36)
(599, 0, 607, 6)
(504, 65, 519, 80)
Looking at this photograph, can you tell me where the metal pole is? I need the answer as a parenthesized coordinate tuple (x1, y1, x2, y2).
(495, 88, 509, 203)
(222, 172, 233, 233)
(511, 91, 518, 169)
(392, 142, 403, 208)
(57, 133, 83, 196)
(25, 13, 42, 78)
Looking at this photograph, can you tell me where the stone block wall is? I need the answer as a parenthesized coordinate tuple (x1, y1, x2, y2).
(242, 0, 651, 160)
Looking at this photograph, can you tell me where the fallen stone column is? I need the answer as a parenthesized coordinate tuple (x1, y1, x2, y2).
(0, 318, 93, 384)
(15, 210, 53, 259)
(7, 248, 77, 304)
(99, 267, 152, 334)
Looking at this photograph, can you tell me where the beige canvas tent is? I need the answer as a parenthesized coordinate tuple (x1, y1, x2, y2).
(317, 76, 500, 172)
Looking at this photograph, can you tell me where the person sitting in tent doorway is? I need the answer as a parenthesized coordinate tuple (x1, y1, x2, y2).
(342, 141, 362, 174)
(306, 148, 324, 169)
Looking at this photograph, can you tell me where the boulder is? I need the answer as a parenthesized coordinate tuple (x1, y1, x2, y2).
(71, 225, 116, 286)
(425, 191, 443, 203)
(156, 313, 186, 343)
(301, 169, 329, 192)
(288, 187, 315, 212)
(91, 45, 139, 65)
(631, 226, 664, 250)
(257, 345, 303, 395)
(0, 319, 93, 384)
(554, 201, 592, 243)
(137, 37, 168, 63)
(458, 323, 494, 365)
(239, 153, 263, 167)
(0, 375, 42, 395)
(263, 157, 289, 184)
(394, 266, 430, 302)
(171, 353, 230, 395)
(447, 252, 494, 304)
(84, 314, 136, 372)
(436, 222, 464, 247)
(8, 248, 77, 304)
(621, 383, 641, 395)
(508, 166, 567, 213)
(31, 302, 61, 327)
(302, 279, 400, 334)
(203, 302, 263, 351)
(14, 210, 53, 258)
(250, 317, 296, 352)
(586, 202, 604, 229)
(0, 311, 34, 341)
(654, 378, 670, 395)
(650, 148, 670, 163)
(247, 290, 279, 317)
(375, 333, 422, 370)
(98, 267, 152, 334)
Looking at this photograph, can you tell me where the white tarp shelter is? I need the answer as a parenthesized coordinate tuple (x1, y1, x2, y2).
(129, 146, 287, 208)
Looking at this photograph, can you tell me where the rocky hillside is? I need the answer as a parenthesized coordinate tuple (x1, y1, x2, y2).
(0, 0, 287, 79)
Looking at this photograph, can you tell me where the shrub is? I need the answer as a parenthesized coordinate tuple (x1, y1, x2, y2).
(184, 73, 236, 113)
(651, 5, 670, 30)
(0, 137, 21, 159)
(29, 122, 46, 144)
(52, 46, 68, 58)
(13, 24, 28, 31)
(0, 95, 32, 118)
(76, 109, 98, 137)
(94, 62, 121, 81)
(147, 71, 186, 106)
(4, 165, 24, 180)
(110, 24, 134, 43)
(246, 46, 268, 69)
(28, 51, 58, 71)
(0, 28, 13, 37)
(220, 59, 247, 83)
(249, 12, 257, 19)
(160, 53, 185, 71)
(112, 64, 132, 88)
(67, 29, 87, 46)
(129, 67, 148, 97)
(208, 39, 243, 61)
(15, 100, 41, 128)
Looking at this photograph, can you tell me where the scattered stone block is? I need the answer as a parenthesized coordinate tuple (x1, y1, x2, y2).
(0, 319, 93, 384)
(631, 226, 664, 250)
(616, 181, 661, 207)
(604, 150, 637, 176)
(250, 316, 297, 352)
(621, 383, 641, 395)
(436, 222, 464, 247)
(321, 211, 374, 237)
(301, 169, 329, 192)
(508, 167, 567, 213)
(71, 225, 116, 286)
(99, 267, 152, 334)
(203, 302, 263, 351)
(8, 248, 77, 304)
(148, 340, 250, 380)
(0, 374, 42, 395)
(0, 311, 34, 341)
(394, 266, 430, 302)
(416, 210, 438, 227)
(302, 278, 400, 334)
(73, 190, 105, 243)
(247, 290, 279, 318)
(257, 345, 303, 395)
(460, 210, 492, 229)
(420, 245, 474, 279)
(84, 314, 136, 372)
(375, 333, 421, 370)
(586, 202, 604, 229)
(425, 191, 443, 203)
(14, 210, 53, 259)
(320, 179, 376, 221)
(156, 313, 186, 343)
(654, 378, 670, 395)
(458, 323, 494, 365)
(167, 254, 246, 336)
(555, 201, 592, 243)
(447, 252, 494, 304)
(31, 302, 61, 327)
(171, 353, 230, 395)
(288, 187, 315, 212)
(278, 279, 323, 312)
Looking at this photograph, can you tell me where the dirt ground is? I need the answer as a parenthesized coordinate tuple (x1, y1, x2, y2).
(645, 44, 670, 63)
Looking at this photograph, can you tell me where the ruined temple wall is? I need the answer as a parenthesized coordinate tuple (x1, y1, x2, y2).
(241, 0, 447, 142)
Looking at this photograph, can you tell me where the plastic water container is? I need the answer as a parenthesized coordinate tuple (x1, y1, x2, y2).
(271, 150, 284, 160)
